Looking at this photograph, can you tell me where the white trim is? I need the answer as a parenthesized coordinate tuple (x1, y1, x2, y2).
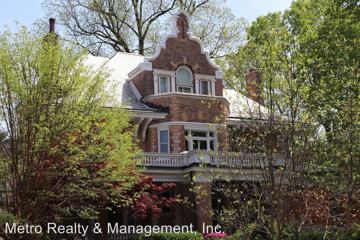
(154, 75, 159, 94)
(153, 69, 175, 76)
(127, 12, 223, 80)
(176, 66, 194, 93)
(142, 167, 265, 183)
(141, 118, 152, 141)
(199, 79, 212, 96)
(194, 74, 216, 96)
(184, 129, 217, 152)
(150, 121, 225, 130)
(143, 92, 230, 105)
(194, 74, 216, 81)
(158, 128, 170, 153)
(158, 74, 171, 94)
(195, 79, 199, 94)
(134, 117, 144, 138)
(128, 80, 142, 100)
(128, 59, 152, 79)
(211, 79, 216, 96)
(147, 11, 223, 78)
(129, 110, 167, 119)
(171, 75, 176, 92)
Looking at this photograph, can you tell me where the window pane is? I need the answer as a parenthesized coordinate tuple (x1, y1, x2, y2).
(209, 132, 214, 138)
(160, 143, 168, 153)
(176, 68, 192, 86)
(178, 86, 192, 93)
(210, 140, 214, 151)
(199, 140, 207, 150)
(201, 80, 209, 95)
(159, 76, 169, 93)
(185, 139, 189, 151)
(193, 140, 199, 150)
(159, 130, 168, 143)
(192, 131, 207, 137)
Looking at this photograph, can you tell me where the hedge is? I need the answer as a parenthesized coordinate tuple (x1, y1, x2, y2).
(138, 232, 204, 240)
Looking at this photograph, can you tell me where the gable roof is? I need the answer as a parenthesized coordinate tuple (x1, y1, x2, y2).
(83, 52, 269, 119)
(83, 52, 164, 113)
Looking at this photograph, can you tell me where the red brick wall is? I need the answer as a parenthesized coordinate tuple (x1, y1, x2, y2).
(215, 79, 223, 96)
(131, 71, 154, 96)
(146, 95, 229, 124)
(146, 127, 158, 152)
(169, 125, 185, 153)
(246, 69, 264, 105)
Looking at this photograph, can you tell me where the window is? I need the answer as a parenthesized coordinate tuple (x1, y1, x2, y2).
(200, 80, 211, 95)
(159, 75, 170, 94)
(159, 129, 169, 153)
(176, 67, 193, 93)
(184, 130, 216, 151)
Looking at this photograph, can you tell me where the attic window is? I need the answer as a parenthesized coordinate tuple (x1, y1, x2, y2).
(159, 75, 170, 94)
(176, 66, 193, 93)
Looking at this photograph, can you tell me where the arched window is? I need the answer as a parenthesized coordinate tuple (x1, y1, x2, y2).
(176, 66, 193, 93)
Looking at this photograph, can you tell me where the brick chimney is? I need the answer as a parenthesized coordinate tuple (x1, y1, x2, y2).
(44, 18, 58, 44)
(49, 18, 55, 33)
(246, 69, 264, 105)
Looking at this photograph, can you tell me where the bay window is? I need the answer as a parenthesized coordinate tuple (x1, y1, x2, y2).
(184, 130, 216, 151)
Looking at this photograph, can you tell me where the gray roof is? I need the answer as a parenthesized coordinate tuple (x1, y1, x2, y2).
(84, 52, 161, 112)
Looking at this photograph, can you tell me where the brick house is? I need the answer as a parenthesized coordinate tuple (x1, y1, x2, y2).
(85, 11, 270, 230)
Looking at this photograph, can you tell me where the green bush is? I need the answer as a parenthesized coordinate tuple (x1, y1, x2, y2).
(225, 224, 270, 240)
(298, 230, 326, 240)
(139, 232, 204, 240)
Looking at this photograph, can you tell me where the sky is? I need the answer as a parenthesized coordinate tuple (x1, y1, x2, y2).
(0, 0, 294, 31)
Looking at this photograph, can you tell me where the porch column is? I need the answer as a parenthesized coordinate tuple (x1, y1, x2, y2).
(194, 182, 213, 232)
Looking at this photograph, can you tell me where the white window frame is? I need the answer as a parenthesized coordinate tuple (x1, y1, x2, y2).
(158, 128, 170, 153)
(184, 130, 216, 151)
(200, 79, 212, 95)
(176, 66, 193, 93)
(153, 69, 175, 95)
(194, 74, 216, 96)
(158, 75, 171, 94)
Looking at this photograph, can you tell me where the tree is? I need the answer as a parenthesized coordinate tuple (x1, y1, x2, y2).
(209, 12, 316, 240)
(287, 0, 360, 228)
(211, 0, 359, 238)
(0, 28, 176, 239)
(42, 0, 246, 57)
(189, 0, 247, 58)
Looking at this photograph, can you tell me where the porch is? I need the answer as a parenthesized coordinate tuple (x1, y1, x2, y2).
(135, 151, 285, 168)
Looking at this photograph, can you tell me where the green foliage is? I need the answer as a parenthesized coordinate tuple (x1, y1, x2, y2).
(139, 232, 204, 240)
(220, 0, 359, 238)
(0, 27, 139, 227)
(226, 224, 270, 240)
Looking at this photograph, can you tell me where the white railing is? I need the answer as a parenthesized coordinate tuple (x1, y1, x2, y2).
(135, 151, 285, 168)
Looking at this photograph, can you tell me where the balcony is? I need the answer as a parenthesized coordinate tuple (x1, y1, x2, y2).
(135, 151, 285, 168)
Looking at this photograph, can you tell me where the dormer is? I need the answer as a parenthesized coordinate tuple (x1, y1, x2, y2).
(128, 11, 225, 100)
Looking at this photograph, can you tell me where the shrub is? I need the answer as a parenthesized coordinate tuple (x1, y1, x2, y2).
(139, 232, 204, 240)
(204, 232, 228, 239)
(225, 224, 270, 240)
